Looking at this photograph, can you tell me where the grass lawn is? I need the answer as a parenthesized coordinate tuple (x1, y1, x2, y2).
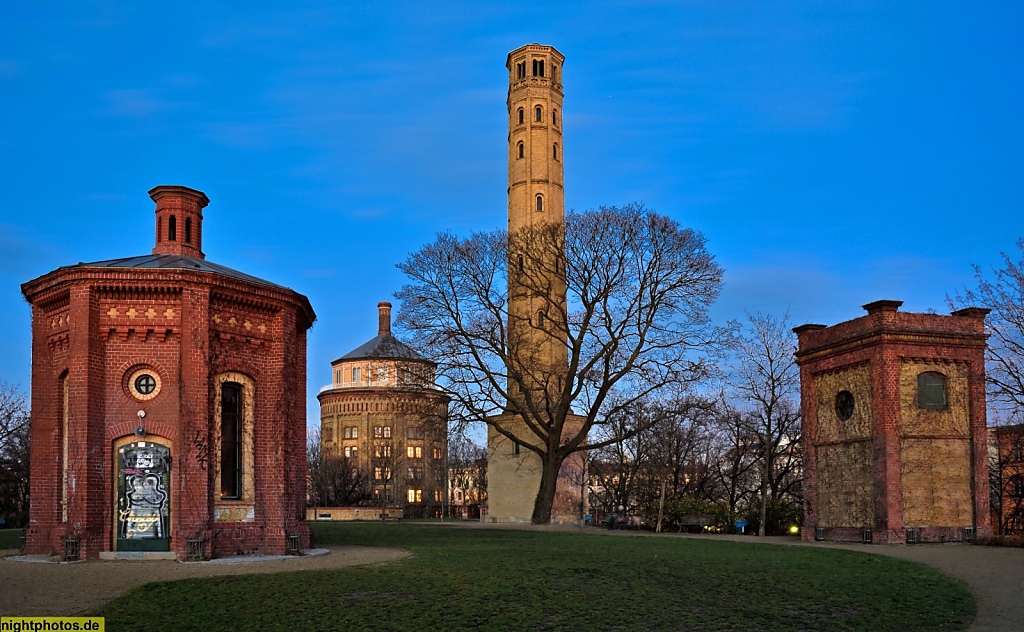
(0, 528, 23, 550)
(92, 523, 974, 631)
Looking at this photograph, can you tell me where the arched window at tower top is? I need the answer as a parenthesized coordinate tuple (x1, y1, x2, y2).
(535, 106, 542, 122)
(518, 108, 524, 125)
(532, 59, 545, 77)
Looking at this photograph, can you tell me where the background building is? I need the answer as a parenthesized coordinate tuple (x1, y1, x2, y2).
(992, 424, 1024, 535)
(317, 302, 449, 518)
(21, 186, 315, 560)
(795, 300, 992, 544)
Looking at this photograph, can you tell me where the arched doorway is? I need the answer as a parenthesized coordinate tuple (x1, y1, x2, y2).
(114, 437, 171, 552)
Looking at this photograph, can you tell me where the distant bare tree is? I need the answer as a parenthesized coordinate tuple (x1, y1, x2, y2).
(0, 383, 30, 526)
(307, 428, 368, 508)
(732, 312, 802, 536)
(951, 239, 1024, 424)
(397, 204, 726, 523)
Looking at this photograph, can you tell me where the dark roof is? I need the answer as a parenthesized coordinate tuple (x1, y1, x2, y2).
(335, 334, 427, 363)
(72, 254, 287, 290)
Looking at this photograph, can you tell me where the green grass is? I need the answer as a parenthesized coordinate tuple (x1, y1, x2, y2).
(0, 528, 23, 550)
(92, 523, 974, 631)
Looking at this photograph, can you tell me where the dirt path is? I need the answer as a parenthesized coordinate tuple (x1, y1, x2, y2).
(0, 546, 411, 617)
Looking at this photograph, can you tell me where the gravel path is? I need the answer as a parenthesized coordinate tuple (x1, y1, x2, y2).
(0, 546, 411, 617)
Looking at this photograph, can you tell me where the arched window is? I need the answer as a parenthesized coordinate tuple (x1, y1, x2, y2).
(537, 311, 546, 327)
(536, 195, 543, 212)
(517, 141, 524, 159)
(553, 143, 559, 160)
(168, 215, 177, 241)
(535, 106, 542, 122)
(518, 254, 524, 272)
(220, 381, 243, 499)
(552, 109, 558, 126)
(918, 372, 947, 409)
(185, 217, 192, 244)
(532, 59, 545, 77)
(518, 108, 524, 125)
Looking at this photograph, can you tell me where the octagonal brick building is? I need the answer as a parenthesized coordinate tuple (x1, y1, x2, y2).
(21, 186, 315, 560)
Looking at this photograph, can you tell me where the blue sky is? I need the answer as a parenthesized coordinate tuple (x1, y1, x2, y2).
(2, 2, 1022, 425)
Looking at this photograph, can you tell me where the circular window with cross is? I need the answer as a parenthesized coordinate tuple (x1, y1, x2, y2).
(127, 367, 162, 401)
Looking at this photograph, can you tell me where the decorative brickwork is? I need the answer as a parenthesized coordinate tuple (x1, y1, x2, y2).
(21, 186, 315, 560)
(795, 300, 991, 544)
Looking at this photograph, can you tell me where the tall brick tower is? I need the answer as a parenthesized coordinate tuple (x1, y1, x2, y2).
(487, 44, 580, 523)
(795, 300, 992, 544)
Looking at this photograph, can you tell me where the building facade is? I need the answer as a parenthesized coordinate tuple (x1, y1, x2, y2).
(21, 186, 315, 560)
(992, 424, 1024, 534)
(317, 303, 449, 518)
(795, 300, 992, 544)
(487, 43, 583, 524)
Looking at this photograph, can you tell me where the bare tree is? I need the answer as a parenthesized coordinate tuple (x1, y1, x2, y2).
(0, 383, 30, 527)
(732, 312, 801, 536)
(368, 432, 404, 519)
(307, 428, 369, 508)
(397, 204, 726, 523)
(951, 239, 1024, 424)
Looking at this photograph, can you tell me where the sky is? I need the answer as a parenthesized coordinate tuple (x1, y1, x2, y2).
(2, 2, 1022, 426)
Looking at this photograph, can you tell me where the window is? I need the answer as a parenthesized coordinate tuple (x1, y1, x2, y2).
(351, 367, 362, 382)
(918, 372, 947, 410)
(220, 382, 243, 499)
(185, 217, 192, 244)
(407, 489, 423, 503)
(835, 390, 855, 421)
(344, 446, 358, 459)
(433, 446, 442, 460)
(407, 426, 424, 439)
(518, 254, 524, 273)
(384, 426, 392, 438)
(535, 105, 542, 122)
(373, 488, 393, 501)
(518, 108, 524, 124)
(434, 489, 442, 502)
(408, 466, 424, 481)
(516, 61, 526, 79)
(344, 426, 358, 439)
(374, 444, 392, 458)
(374, 426, 383, 438)
(536, 195, 543, 212)
(323, 426, 334, 443)
(517, 142, 524, 159)
(168, 215, 177, 241)
(514, 442, 521, 456)
(407, 446, 423, 459)
(552, 109, 558, 125)
(532, 59, 544, 77)
(553, 143, 559, 160)
(1010, 474, 1024, 500)
(335, 370, 341, 384)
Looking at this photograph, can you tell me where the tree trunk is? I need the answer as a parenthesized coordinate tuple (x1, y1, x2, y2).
(758, 458, 768, 537)
(531, 453, 564, 524)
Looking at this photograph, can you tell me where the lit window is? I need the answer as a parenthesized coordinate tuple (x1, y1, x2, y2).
(406, 446, 423, 459)
(374, 426, 383, 438)
(434, 489, 442, 502)
(918, 372, 947, 410)
(433, 447, 442, 460)
(374, 444, 392, 458)
(408, 489, 423, 503)
(344, 446, 358, 459)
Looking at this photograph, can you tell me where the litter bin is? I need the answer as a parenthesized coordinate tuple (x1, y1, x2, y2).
(584, 514, 593, 526)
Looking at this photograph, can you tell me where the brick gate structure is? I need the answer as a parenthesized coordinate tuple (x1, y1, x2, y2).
(795, 300, 992, 544)
(21, 185, 315, 560)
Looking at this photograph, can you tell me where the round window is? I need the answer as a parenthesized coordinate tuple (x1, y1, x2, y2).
(127, 368, 161, 401)
(835, 390, 855, 421)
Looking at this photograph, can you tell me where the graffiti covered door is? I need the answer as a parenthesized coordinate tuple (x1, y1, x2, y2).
(116, 440, 171, 551)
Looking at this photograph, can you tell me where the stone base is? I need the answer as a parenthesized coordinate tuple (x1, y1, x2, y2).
(100, 551, 178, 560)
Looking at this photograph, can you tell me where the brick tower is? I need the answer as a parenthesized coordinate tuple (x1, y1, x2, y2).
(487, 44, 580, 523)
(21, 186, 315, 560)
(794, 300, 992, 544)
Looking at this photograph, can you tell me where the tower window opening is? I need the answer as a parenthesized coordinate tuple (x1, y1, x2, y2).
(518, 108, 524, 124)
(517, 141, 524, 159)
(514, 442, 521, 456)
(518, 254, 524, 272)
(536, 195, 543, 212)
(185, 217, 192, 244)
(517, 61, 526, 79)
(537, 310, 545, 327)
(168, 215, 177, 241)
(220, 381, 243, 499)
(552, 109, 558, 126)
(918, 371, 947, 409)
(157, 217, 163, 243)
(532, 59, 545, 77)
(552, 64, 558, 82)
(553, 143, 559, 160)
(535, 106, 542, 122)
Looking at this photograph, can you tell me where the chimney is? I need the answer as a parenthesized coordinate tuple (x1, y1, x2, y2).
(150, 185, 210, 259)
(378, 302, 392, 336)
